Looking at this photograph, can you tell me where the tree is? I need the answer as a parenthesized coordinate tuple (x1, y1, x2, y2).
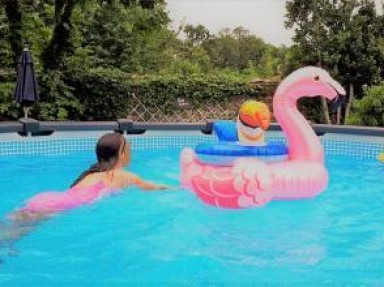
(285, 0, 383, 124)
(0, 5, 12, 68)
(75, 1, 172, 73)
(203, 27, 267, 71)
(346, 82, 384, 126)
(0, 0, 177, 120)
(1, 0, 22, 65)
(285, 0, 333, 124)
(120, 0, 163, 9)
(327, 1, 382, 120)
(183, 24, 211, 46)
(40, 0, 87, 70)
(0, 0, 289, 121)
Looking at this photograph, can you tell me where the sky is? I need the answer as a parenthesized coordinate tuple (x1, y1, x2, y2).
(165, 0, 383, 47)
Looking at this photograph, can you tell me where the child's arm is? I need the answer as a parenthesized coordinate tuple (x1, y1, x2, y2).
(125, 172, 169, 191)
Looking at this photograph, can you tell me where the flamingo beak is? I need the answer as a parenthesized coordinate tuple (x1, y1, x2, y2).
(325, 77, 346, 109)
(326, 78, 346, 96)
(328, 79, 347, 96)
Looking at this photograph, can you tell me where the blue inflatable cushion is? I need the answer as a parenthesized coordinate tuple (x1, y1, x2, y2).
(213, 120, 238, 142)
(195, 142, 288, 157)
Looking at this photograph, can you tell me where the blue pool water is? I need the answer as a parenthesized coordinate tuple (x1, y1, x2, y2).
(0, 145, 384, 285)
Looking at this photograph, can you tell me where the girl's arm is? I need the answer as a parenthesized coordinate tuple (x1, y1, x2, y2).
(125, 172, 169, 191)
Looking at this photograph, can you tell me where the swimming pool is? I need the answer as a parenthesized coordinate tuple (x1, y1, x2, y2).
(0, 131, 384, 285)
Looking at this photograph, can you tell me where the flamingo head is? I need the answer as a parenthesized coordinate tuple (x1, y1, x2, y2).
(275, 67, 346, 102)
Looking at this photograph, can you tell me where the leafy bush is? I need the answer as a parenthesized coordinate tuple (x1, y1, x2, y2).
(297, 98, 324, 123)
(65, 68, 131, 120)
(36, 71, 83, 121)
(65, 68, 262, 120)
(1, 2, 288, 121)
(131, 74, 262, 113)
(346, 83, 384, 126)
(73, 3, 172, 74)
(0, 82, 21, 120)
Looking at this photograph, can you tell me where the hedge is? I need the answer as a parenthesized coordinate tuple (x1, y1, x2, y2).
(346, 83, 384, 126)
(67, 69, 263, 120)
(1, 68, 264, 121)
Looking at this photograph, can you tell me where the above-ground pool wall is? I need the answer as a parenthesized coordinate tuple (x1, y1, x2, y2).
(0, 120, 384, 158)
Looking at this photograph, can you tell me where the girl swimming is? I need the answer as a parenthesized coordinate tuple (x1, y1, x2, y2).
(1, 133, 171, 242)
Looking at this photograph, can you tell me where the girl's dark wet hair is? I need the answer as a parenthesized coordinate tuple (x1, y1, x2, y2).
(70, 133, 126, 187)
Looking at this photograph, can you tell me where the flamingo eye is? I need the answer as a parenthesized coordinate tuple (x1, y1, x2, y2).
(314, 75, 320, 81)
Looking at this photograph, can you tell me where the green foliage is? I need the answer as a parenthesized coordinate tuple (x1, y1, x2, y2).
(2, 0, 23, 64)
(258, 45, 288, 77)
(285, 0, 383, 87)
(21, 3, 53, 72)
(203, 27, 264, 71)
(74, 2, 172, 73)
(0, 6, 13, 67)
(65, 68, 132, 120)
(130, 74, 262, 115)
(36, 71, 83, 121)
(198, 26, 286, 77)
(329, 1, 382, 92)
(285, 0, 384, 123)
(0, 82, 20, 120)
(163, 44, 213, 75)
(183, 24, 211, 46)
(64, 68, 261, 120)
(298, 98, 324, 123)
(0, 1, 290, 121)
(346, 83, 384, 126)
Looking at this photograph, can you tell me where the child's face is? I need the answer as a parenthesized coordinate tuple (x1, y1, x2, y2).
(119, 139, 131, 167)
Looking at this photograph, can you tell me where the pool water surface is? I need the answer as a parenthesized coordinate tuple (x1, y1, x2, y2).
(0, 146, 384, 285)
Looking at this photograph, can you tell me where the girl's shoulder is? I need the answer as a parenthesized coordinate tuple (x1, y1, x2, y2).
(112, 169, 135, 179)
(109, 169, 140, 188)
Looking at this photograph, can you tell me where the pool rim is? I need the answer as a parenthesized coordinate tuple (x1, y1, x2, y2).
(0, 119, 384, 138)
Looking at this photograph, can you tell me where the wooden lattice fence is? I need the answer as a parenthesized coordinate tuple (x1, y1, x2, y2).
(128, 80, 280, 123)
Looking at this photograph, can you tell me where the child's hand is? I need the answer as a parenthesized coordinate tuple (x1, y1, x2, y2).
(156, 184, 181, 191)
(157, 184, 171, 190)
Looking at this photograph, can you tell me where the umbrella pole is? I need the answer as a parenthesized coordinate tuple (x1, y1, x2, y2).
(23, 107, 31, 119)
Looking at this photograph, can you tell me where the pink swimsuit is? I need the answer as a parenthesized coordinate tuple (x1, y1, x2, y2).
(23, 182, 116, 213)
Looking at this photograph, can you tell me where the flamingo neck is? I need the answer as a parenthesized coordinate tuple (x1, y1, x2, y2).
(273, 83, 324, 163)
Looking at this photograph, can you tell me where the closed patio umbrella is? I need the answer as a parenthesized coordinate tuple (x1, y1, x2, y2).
(13, 48, 39, 119)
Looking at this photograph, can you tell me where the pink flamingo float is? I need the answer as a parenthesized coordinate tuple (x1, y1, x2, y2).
(180, 67, 346, 209)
